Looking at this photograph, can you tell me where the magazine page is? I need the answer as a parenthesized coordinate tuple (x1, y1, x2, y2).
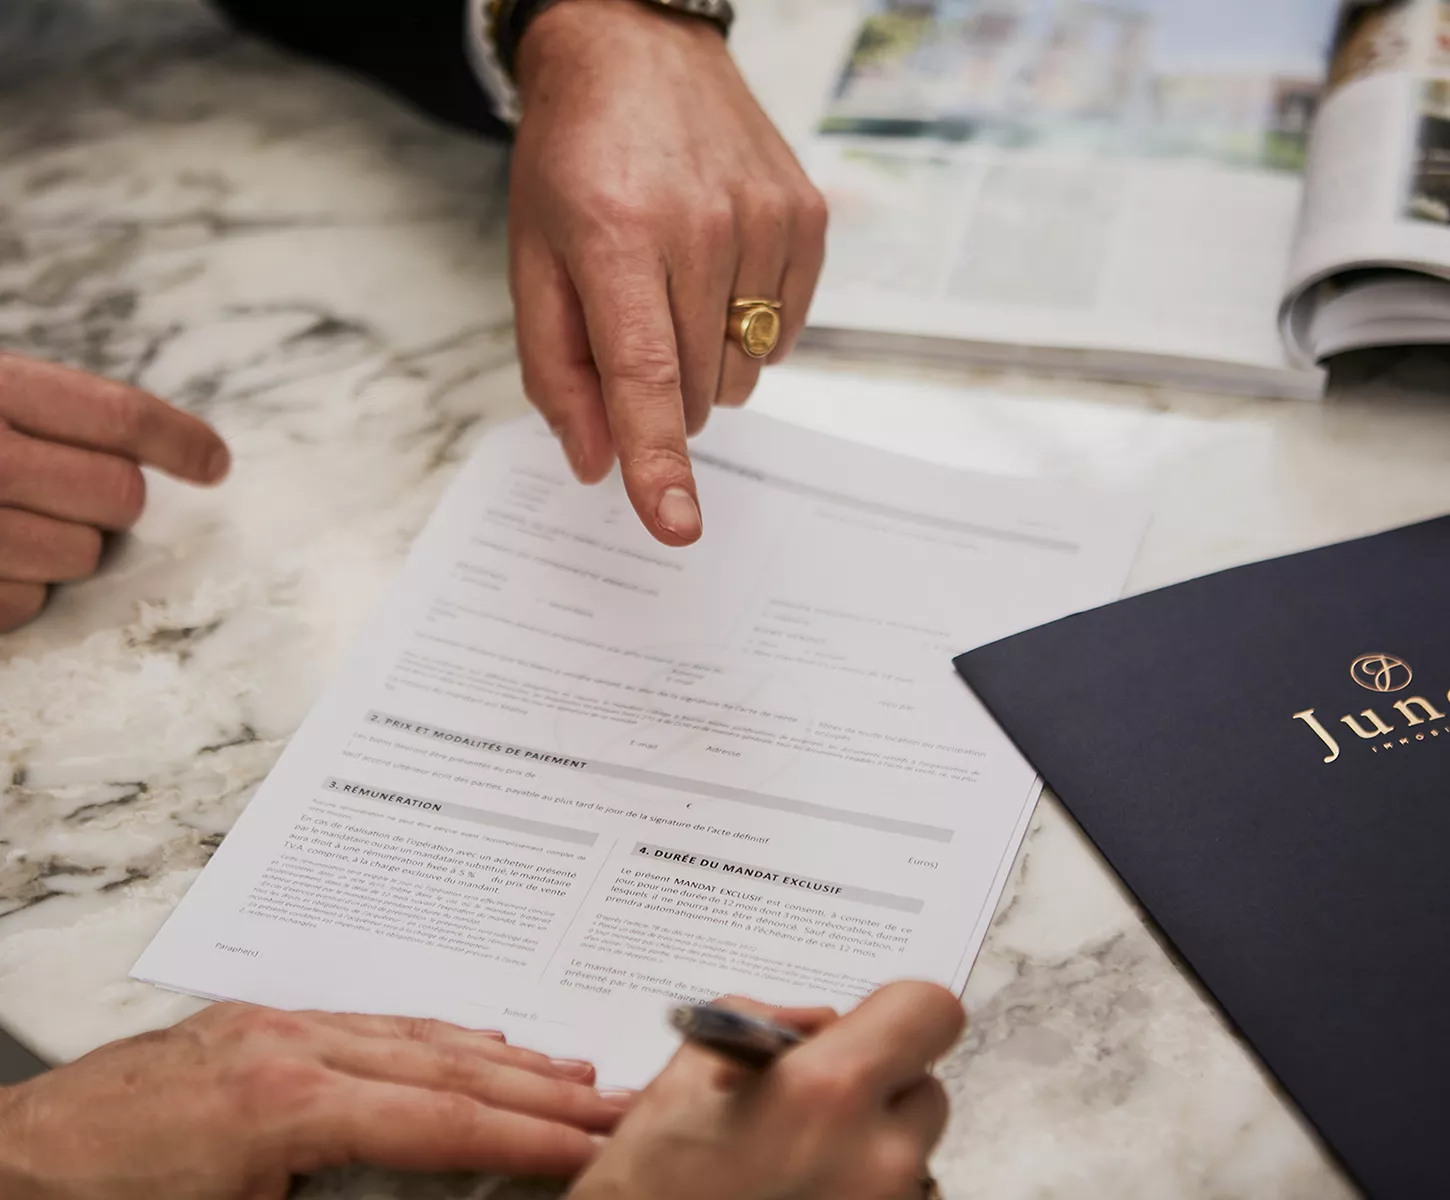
(804, 0, 1340, 380)
(1282, 0, 1450, 361)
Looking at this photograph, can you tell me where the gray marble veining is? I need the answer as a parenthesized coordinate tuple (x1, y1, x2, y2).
(0, 2, 1377, 1197)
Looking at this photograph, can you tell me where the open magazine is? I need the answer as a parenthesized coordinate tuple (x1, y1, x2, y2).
(801, 0, 1450, 399)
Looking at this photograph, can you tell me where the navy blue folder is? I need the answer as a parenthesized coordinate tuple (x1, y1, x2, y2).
(955, 517, 1450, 1199)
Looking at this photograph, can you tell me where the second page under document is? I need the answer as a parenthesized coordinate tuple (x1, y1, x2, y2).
(134, 411, 1144, 1087)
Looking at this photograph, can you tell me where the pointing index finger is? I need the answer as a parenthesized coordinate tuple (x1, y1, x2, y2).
(569, 249, 701, 546)
(0, 353, 229, 484)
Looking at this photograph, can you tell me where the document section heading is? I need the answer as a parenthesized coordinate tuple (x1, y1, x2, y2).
(632, 843, 924, 914)
(324, 778, 598, 846)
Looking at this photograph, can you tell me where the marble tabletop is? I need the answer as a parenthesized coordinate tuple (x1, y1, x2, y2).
(2, 1, 1440, 1196)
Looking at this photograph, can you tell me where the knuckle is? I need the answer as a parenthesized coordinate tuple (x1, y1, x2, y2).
(902, 983, 968, 1040)
(743, 185, 794, 230)
(94, 387, 147, 450)
(718, 370, 761, 409)
(519, 358, 551, 406)
(918, 1076, 950, 1119)
(435, 1050, 484, 1091)
(190, 1002, 239, 1033)
(0, 584, 46, 632)
(545, 1075, 593, 1119)
(693, 201, 736, 250)
(229, 1055, 330, 1122)
(536, 1120, 584, 1164)
(51, 523, 103, 582)
(74, 525, 104, 577)
(429, 1089, 484, 1136)
(0, 507, 24, 552)
(503, 1071, 575, 1119)
(199, 1001, 253, 1028)
(0, 356, 33, 407)
(799, 185, 831, 238)
(610, 341, 683, 396)
(906, 1079, 952, 1146)
(230, 1007, 313, 1044)
(388, 1038, 465, 1088)
(682, 400, 711, 438)
(395, 1015, 452, 1045)
(0, 431, 26, 500)
(782, 1058, 863, 1116)
(589, 190, 655, 237)
(621, 443, 693, 486)
(871, 1136, 927, 1197)
(105, 462, 147, 529)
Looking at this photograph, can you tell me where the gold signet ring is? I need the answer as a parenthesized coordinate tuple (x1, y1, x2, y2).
(728, 298, 783, 360)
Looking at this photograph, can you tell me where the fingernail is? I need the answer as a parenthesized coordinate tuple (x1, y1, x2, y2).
(550, 1058, 594, 1080)
(206, 443, 231, 483)
(479, 1030, 506, 1041)
(656, 487, 702, 541)
(598, 1087, 636, 1102)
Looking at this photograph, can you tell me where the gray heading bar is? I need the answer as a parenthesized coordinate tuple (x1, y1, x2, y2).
(369, 711, 954, 844)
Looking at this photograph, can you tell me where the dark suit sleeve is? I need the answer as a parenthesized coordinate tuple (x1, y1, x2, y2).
(210, 0, 508, 140)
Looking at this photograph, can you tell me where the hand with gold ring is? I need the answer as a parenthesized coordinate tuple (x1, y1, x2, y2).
(728, 299, 784, 360)
(566, 982, 965, 1200)
(507, 0, 828, 546)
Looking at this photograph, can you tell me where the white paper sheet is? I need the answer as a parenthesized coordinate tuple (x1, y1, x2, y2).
(133, 410, 1143, 1087)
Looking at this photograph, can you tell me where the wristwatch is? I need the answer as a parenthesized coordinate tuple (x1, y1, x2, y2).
(490, 0, 736, 80)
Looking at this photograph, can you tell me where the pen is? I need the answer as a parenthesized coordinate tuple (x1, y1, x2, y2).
(668, 1002, 803, 1070)
(668, 1002, 945, 1199)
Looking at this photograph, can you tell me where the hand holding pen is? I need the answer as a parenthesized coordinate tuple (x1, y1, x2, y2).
(565, 982, 964, 1200)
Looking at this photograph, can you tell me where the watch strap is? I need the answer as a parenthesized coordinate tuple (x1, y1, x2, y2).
(492, 0, 735, 81)
(471, 1, 524, 125)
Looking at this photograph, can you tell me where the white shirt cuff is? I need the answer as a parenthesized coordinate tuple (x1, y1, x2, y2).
(466, 0, 522, 127)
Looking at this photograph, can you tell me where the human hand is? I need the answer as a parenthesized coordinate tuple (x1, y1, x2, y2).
(0, 353, 229, 632)
(0, 1005, 631, 1199)
(509, 0, 828, 546)
(566, 982, 965, 1200)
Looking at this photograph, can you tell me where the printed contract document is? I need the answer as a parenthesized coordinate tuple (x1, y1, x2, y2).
(135, 412, 1143, 1086)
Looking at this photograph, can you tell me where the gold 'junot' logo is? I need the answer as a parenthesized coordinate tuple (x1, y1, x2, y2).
(1350, 653, 1413, 693)
(1293, 652, 1448, 765)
